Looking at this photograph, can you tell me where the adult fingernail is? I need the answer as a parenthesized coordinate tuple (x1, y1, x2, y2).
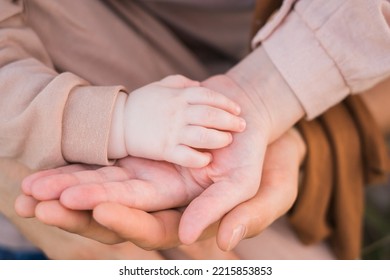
(227, 225, 246, 251)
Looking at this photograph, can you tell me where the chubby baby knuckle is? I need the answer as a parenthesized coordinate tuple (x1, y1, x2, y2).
(202, 88, 218, 102)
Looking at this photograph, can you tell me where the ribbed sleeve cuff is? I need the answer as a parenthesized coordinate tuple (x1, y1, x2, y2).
(261, 11, 350, 119)
(62, 85, 126, 165)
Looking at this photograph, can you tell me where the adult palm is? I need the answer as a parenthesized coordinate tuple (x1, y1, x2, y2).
(17, 69, 301, 251)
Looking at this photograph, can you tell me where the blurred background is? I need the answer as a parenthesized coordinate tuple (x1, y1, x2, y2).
(362, 137, 390, 259)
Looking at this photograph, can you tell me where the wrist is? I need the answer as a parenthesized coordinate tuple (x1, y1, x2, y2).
(107, 91, 128, 159)
(226, 46, 305, 142)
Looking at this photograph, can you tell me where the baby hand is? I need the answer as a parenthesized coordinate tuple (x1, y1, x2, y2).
(122, 75, 246, 168)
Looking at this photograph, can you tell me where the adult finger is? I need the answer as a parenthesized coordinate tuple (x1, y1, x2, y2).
(34, 200, 123, 244)
(14, 194, 39, 218)
(60, 178, 191, 211)
(178, 179, 258, 245)
(93, 202, 182, 250)
(217, 131, 302, 251)
(28, 166, 133, 201)
(22, 164, 88, 195)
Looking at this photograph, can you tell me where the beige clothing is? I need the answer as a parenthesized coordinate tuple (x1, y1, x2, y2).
(0, 0, 252, 253)
(0, 0, 253, 170)
(254, 0, 390, 118)
(1, 0, 389, 169)
(0, 0, 387, 258)
(0, 0, 333, 259)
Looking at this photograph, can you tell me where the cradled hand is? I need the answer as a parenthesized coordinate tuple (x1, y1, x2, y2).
(16, 127, 304, 251)
(120, 75, 246, 168)
(18, 73, 289, 248)
(178, 74, 272, 244)
(17, 158, 205, 249)
(19, 76, 266, 245)
(173, 47, 305, 244)
(20, 157, 204, 212)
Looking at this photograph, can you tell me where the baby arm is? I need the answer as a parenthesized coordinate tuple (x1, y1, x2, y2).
(108, 75, 246, 168)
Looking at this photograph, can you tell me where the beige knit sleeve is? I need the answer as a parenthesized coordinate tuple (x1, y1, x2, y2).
(252, 0, 390, 119)
(0, 0, 124, 170)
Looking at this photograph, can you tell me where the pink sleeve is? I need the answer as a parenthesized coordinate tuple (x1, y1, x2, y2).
(0, 1, 124, 169)
(252, 0, 390, 119)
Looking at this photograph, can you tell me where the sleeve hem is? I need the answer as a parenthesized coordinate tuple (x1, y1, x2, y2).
(62, 85, 127, 166)
(261, 10, 350, 119)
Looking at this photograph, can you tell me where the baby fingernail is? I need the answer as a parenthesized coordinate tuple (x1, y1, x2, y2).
(227, 224, 246, 251)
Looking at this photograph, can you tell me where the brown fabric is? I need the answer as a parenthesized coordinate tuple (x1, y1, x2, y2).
(344, 97, 390, 183)
(289, 119, 333, 244)
(250, 1, 389, 259)
(290, 95, 389, 259)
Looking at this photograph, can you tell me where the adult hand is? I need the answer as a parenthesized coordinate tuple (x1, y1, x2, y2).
(20, 73, 269, 245)
(16, 128, 304, 251)
(178, 46, 304, 243)
(0, 158, 161, 260)
(17, 46, 305, 249)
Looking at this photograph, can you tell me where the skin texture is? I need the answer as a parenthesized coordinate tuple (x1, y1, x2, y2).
(20, 74, 269, 245)
(16, 127, 304, 251)
(108, 75, 246, 168)
(97, 46, 306, 244)
(15, 47, 307, 253)
(13, 75, 390, 258)
(0, 158, 163, 260)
